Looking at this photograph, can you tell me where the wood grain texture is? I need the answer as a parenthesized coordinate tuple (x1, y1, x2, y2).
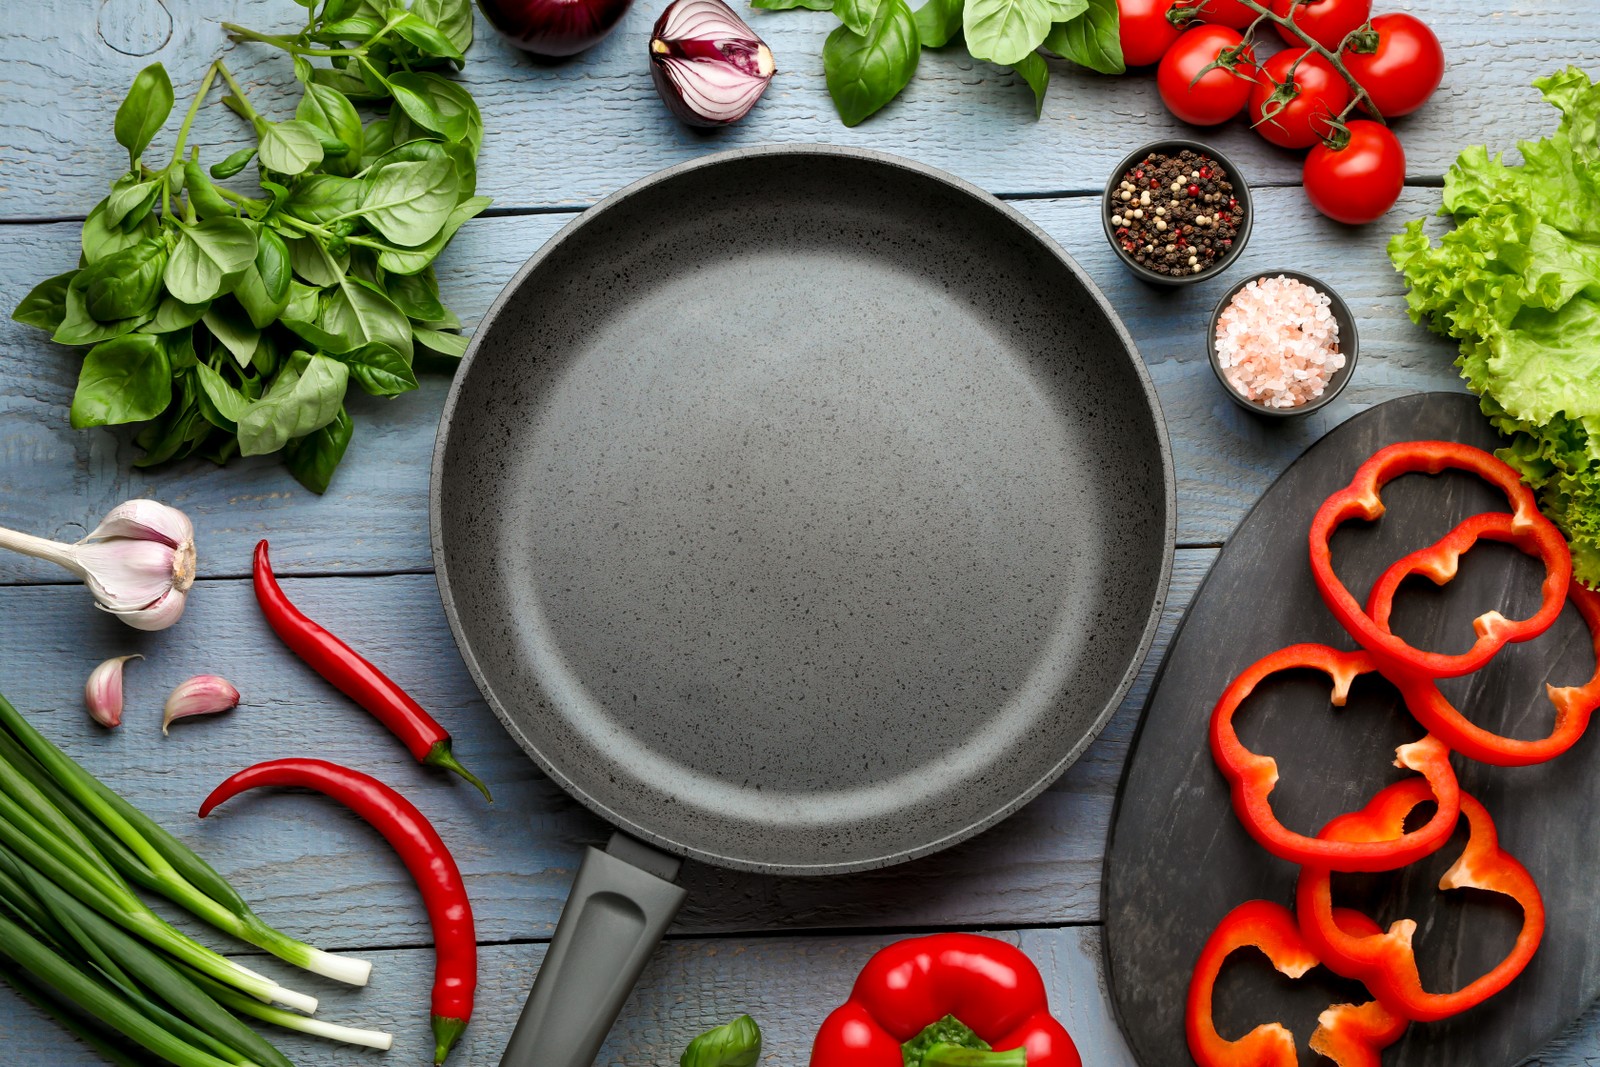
(0, 1, 1596, 215)
(2, 927, 1141, 1067)
(1106, 394, 1600, 1067)
(0, 186, 1462, 583)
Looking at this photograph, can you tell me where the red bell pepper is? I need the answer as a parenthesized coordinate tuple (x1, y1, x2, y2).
(1368, 532, 1600, 765)
(1308, 441, 1571, 680)
(809, 934, 1080, 1067)
(1186, 900, 1407, 1067)
(1295, 779, 1546, 1023)
(1210, 643, 1462, 872)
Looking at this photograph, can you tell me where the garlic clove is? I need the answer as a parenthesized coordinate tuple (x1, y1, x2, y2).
(649, 0, 775, 127)
(107, 588, 190, 633)
(73, 538, 187, 614)
(163, 675, 240, 735)
(85, 655, 142, 729)
(84, 499, 195, 551)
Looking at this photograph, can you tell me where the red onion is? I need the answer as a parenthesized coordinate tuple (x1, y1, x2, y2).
(649, 0, 775, 127)
(478, 0, 633, 56)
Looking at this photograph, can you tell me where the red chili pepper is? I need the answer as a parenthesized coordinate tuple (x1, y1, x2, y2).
(1367, 529, 1600, 765)
(252, 541, 490, 801)
(1308, 442, 1571, 680)
(809, 933, 1080, 1067)
(1295, 779, 1545, 1023)
(1186, 900, 1407, 1067)
(200, 759, 477, 1064)
(1209, 643, 1462, 872)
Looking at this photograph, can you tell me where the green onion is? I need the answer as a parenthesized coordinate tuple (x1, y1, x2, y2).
(0, 910, 256, 1067)
(0, 844, 295, 1067)
(0, 966, 154, 1067)
(0, 692, 370, 987)
(184, 967, 396, 1051)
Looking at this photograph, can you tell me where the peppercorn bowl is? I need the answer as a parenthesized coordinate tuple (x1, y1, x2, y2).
(1206, 269, 1359, 419)
(1102, 139, 1253, 287)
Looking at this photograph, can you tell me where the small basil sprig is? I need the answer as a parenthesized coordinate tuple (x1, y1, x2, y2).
(754, 0, 1122, 124)
(10, 0, 488, 495)
(680, 1015, 762, 1067)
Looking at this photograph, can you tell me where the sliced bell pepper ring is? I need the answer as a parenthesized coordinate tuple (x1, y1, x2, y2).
(1368, 534, 1600, 766)
(1295, 778, 1546, 1023)
(1210, 643, 1462, 872)
(808, 933, 1080, 1067)
(1309, 441, 1571, 680)
(1186, 899, 1408, 1067)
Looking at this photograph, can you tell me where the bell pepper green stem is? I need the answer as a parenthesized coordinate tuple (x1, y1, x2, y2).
(923, 1044, 1027, 1066)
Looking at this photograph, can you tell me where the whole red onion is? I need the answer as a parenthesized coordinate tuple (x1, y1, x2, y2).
(478, 0, 634, 56)
(649, 0, 775, 127)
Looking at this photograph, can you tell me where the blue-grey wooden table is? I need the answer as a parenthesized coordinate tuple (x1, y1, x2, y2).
(2, 1, 1597, 1063)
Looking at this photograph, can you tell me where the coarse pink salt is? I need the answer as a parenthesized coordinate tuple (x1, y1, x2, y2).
(1215, 275, 1344, 409)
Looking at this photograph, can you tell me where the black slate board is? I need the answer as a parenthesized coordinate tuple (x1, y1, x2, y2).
(1103, 392, 1600, 1067)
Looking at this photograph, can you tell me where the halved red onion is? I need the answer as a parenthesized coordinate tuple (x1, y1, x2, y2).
(649, 0, 776, 127)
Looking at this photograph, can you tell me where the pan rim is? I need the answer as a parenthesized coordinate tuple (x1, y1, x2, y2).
(429, 143, 1177, 875)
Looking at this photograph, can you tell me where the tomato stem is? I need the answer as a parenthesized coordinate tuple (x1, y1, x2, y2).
(1230, 0, 1385, 127)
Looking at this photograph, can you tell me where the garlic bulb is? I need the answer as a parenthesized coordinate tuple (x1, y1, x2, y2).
(0, 500, 196, 630)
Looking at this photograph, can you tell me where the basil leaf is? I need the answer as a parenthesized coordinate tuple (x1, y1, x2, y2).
(1011, 50, 1049, 115)
(424, 304, 462, 330)
(114, 63, 174, 161)
(237, 352, 350, 456)
(392, 13, 465, 60)
(752, 0, 835, 8)
(235, 228, 293, 328)
(210, 146, 258, 179)
(836, 0, 886, 37)
(195, 361, 253, 426)
(142, 295, 209, 334)
(282, 284, 352, 352)
(134, 391, 207, 468)
(286, 174, 365, 224)
(82, 200, 158, 263)
(288, 237, 348, 286)
(104, 174, 160, 228)
(385, 267, 446, 320)
(414, 73, 482, 152)
(411, 0, 474, 53)
(82, 238, 168, 321)
(257, 119, 326, 175)
(824, 0, 921, 127)
(296, 83, 364, 176)
(12, 271, 76, 332)
(69, 334, 172, 428)
(165, 218, 259, 304)
(414, 325, 469, 357)
(362, 118, 396, 164)
(1041, 0, 1123, 74)
(323, 278, 415, 359)
(963, 0, 1050, 65)
(337, 342, 420, 395)
(284, 405, 353, 494)
(376, 195, 489, 274)
(359, 158, 459, 246)
(322, 15, 386, 37)
(164, 326, 198, 370)
(202, 302, 262, 368)
(1042, 0, 1086, 18)
(53, 284, 145, 346)
(914, 0, 964, 47)
(680, 1016, 762, 1067)
(183, 161, 234, 219)
(385, 75, 447, 133)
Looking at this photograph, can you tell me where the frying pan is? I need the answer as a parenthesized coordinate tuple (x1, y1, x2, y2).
(430, 145, 1174, 1066)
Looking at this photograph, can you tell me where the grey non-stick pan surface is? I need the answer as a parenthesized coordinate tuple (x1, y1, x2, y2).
(430, 145, 1174, 1067)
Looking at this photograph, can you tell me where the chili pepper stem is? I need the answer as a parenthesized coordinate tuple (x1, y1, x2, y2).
(424, 742, 493, 803)
(433, 1014, 467, 1065)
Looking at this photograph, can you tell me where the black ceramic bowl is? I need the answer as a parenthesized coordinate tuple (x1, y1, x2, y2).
(1206, 269, 1359, 419)
(1102, 139, 1254, 287)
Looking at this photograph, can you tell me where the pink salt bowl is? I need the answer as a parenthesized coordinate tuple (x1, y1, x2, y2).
(1206, 269, 1359, 419)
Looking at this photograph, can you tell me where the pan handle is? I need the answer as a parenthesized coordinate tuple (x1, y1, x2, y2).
(499, 831, 688, 1067)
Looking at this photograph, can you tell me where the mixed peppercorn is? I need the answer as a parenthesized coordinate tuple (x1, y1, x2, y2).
(1107, 149, 1244, 278)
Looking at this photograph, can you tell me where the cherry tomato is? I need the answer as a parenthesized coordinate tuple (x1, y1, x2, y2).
(1247, 49, 1351, 149)
(1270, 0, 1371, 50)
(1118, 0, 1184, 68)
(1343, 13, 1444, 117)
(1303, 119, 1405, 224)
(1181, 0, 1258, 30)
(1157, 26, 1258, 127)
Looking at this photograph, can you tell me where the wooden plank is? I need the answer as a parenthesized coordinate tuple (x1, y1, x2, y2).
(0, 548, 1208, 948)
(0, 186, 1462, 581)
(0, 1, 1594, 215)
(3, 927, 1141, 1066)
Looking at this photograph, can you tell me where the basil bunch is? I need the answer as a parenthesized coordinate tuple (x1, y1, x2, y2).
(11, 0, 489, 494)
(754, 0, 1123, 125)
